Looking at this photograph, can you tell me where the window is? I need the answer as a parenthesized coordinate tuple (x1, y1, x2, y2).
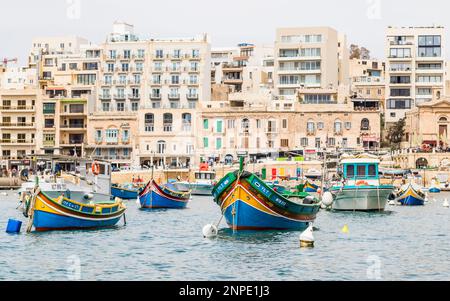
(182, 113, 192, 131)
(227, 120, 235, 129)
(282, 119, 288, 129)
(102, 102, 110, 112)
(116, 102, 125, 111)
(105, 129, 119, 144)
(203, 119, 209, 129)
(45, 119, 54, 128)
(357, 165, 366, 177)
(389, 48, 411, 58)
(334, 120, 342, 134)
(317, 122, 324, 130)
(216, 138, 222, 149)
(303, 94, 333, 104)
(203, 137, 209, 148)
(95, 130, 102, 142)
(307, 120, 315, 134)
(345, 122, 352, 130)
(361, 119, 370, 131)
(390, 76, 410, 84)
(328, 137, 336, 146)
(77, 74, 96, 85)
(418, 35, 441, 57)
(163, 113, 173, 132)
(390, 89, 410, 97)
(242, 118, 250, 133)
(145, 114, 154, 132)
(216, 120, 223, 133)
(281, 139, 289, 147)
(346, 165, 355, 178)
(300, 138, 308, 147)
(386, 99, 412, 109)
(368, 164, 377, 177)
(122, 129, 130, 142)
(131, 102, 139, 111)
(157, 141, 166, 154)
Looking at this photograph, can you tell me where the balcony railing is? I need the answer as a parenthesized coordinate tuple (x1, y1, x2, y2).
(128, 94, 141, 100)
(60, 124, 85, 129)
(1, 139, 35, 144)
(0, 106, 35, 111)
(145, 125, 155, 132)
(114, 94, 126, 100)
(99, 94, 112, 100)
(0, 122, 34, 127)
(168, 94, 180, 100)
(163, 124, 173, 132)
(150, 94, 162, 100)
(43, 140, 55, 147)
(186, 94, 199, 100)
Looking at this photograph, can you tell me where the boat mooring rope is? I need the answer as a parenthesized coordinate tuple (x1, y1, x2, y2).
(26, 187, 40, 233)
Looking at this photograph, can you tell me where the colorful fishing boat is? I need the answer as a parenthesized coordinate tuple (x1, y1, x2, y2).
(212, 159, 320, 231)
(23, 188, 126, 232)
(428, 178, 441, 193)
(396, 183, 426, 206)
(139, 180, 191, 209)
(330, 154, 394, 211)
(303, 181, 319, 193)
(111, 184, 142, 199)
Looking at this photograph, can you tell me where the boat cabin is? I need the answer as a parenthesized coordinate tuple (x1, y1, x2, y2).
(194, 171, 216, 181)
(340, 157, 381, 185)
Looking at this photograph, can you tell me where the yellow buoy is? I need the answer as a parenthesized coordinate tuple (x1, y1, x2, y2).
(341, 224, 349, 234)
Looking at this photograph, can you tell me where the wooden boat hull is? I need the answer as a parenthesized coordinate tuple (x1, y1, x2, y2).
(213, 172, 320, 231)
(32, 191, 126, 232)
(429, 187, 441, 194)
(397, 186, 425, 206)
(111, 186, 139, 199)
(139, 180, 190, 209)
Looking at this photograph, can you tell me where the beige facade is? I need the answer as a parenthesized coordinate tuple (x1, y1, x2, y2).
(0, 88, 38, 169)
(197, 100, 381, 162)
(404, 97, 450, 149)
(385, 26, 446, 124)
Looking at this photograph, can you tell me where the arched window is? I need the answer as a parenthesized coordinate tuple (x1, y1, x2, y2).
(439, 116, 448, 122)
(242, 118, 250, 133)
(157, 141, 166, 154)
(307, 120, 315, 134)
(145, 113, 154, 132)
(334, 119, 343, 134)
(182, 113, 192, 131)
(416, 158, 428, 169)
(361, 118, 370, 131)
(163, 113, 173, 132)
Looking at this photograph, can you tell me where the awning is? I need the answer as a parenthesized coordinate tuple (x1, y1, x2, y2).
(46, 87, 66, 91)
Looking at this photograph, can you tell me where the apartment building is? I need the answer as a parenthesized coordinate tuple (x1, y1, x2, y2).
(385, 26, 446, 124)
(87, 22, 211, 168)
(274, 27, 349, 104)
(0, 88, 39, 170)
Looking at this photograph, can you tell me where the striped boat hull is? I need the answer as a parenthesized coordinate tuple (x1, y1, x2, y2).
(111, 186, 139, 200)
(139, 180, 190, 209)
(397, 185, 425, 206)
(32, 191, 126, 232)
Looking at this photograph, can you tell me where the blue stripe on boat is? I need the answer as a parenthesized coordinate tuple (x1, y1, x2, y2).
(223, 199, 310, 230)
(33, 210, 123, 230)
(139, 189, 188, 209)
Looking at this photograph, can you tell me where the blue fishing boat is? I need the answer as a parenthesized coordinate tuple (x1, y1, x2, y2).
(139, 180, 191, 209)
(212, 159, 320, 231)
(429, 178, 441, 193)
(396, 183, 425, 206)
(111, 184, 141, 199)
(24, 188, 126, 232)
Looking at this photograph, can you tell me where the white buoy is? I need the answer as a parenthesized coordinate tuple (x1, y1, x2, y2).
(443, 199, 449, 208)
(202, 224, 218, 238)
(135, 198, 140, 205)
(424, 192, 429, 203)
(322, 191, 334, 207)
(299, 224, 314, 248)
(320, 203, 327, 209)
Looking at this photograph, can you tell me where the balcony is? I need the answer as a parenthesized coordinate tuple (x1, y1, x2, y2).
(145, 124, 155, 132)
(168, 94, 180, 100)
(163, 124, 173, 132)
(186, 94, 199, 100)
(99, 94, 112, 100)
(60, 140, 86, 146)
(0, 106, 35, 112)
(150, 94, 162, 100)
(0, 122, 35, 128)
(128, 94, 141, 100)
(43, 140, 56, 147)
(306, 130, 316, 136)
(60, 124, 86, 131)
(334, 130, 343, 136)
(114, 94, 126, 100)
(0, 139, 35, 145)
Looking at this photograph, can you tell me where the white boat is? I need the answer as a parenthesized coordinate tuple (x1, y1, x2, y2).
(329, 154, 394, 211)
(174, 170, 216, 196)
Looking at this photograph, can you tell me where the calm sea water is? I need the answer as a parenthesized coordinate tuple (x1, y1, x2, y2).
(0, 191, 449, 281)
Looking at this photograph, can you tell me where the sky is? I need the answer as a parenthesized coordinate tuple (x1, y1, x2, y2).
(2, 0, 450, 65)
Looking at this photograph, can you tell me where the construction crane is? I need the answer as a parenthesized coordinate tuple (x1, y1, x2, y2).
(1, 57, 18, 67)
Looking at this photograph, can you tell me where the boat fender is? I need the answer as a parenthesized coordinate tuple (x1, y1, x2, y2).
(322, 192, 334, 207)
(304, 196, 315, 205)
(202, 224, 218, 238)
(83, 193, 94, 200)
